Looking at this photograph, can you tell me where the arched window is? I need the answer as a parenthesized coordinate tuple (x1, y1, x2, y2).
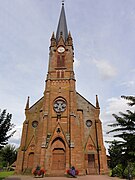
(57, 55, 65, 67)
(57, 55, 60, 67)
(61, 56, 65, 66)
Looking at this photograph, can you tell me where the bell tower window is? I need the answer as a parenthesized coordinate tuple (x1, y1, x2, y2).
(61, 70, 64, 78)
(57, 70, 65, 78)
(57, 55, 65, 67)
(62, 56, 65, 66)
(57, 71, 60, 78)
(57, 55, 60, 67)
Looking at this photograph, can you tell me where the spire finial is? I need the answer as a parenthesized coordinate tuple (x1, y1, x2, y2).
(25, 96, 30, 110)
(62, 0, 64, 6)
(96, 95, 100, 108)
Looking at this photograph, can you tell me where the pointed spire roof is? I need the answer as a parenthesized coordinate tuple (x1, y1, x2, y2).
(25, 96, 30, 110)
(56, 2, 68, 43)
(51, 32, 55, 39)
(96, 95, 100, 108)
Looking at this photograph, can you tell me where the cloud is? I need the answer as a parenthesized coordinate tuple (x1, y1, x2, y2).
(93, 59, 117, 80)
(120, 68, 135, 88)
(120, 80, 135, 88)
(106, 97, 130, 115)
(102, 96, 134, 127)
(8, 125, 22, 148)
(101, 96, 134, 153)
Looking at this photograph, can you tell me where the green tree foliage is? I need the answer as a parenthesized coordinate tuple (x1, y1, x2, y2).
(0, 144, 17, 167)
(121, 95, 135, 106)
(107, 95, 135, 178)
(108, 140, 123, 169)
(0, 109, 16, 149)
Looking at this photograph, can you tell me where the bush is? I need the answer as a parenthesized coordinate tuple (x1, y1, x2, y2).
(111, 163, 135, 179)
(112, 164, 123, 178)
(123, 163, 135, 179)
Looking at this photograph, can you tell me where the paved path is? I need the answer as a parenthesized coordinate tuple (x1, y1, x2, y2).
(5, 175, 126, 180)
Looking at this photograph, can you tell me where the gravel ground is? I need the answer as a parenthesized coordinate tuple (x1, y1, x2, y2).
(5, 175, 127, 180)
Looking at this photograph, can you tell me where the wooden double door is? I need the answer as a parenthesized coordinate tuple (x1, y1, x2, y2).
(87, 154, 97, 174)
(52, 148, 66, 170)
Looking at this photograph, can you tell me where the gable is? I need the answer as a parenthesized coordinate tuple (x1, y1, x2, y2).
(76, 92, 96, 112)
(28, 96, 44, 112)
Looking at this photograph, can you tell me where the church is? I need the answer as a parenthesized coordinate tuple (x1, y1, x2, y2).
(16, 3, 108, 176)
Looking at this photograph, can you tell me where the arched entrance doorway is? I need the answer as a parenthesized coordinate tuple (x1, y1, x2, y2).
(27, 152, 34, 169)
(51, 137, 66, 175)
(52, 148, 65, 170)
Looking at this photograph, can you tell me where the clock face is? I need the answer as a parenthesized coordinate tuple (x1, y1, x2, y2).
(54, 99, 66, 113)
(57, 46, 65, 53)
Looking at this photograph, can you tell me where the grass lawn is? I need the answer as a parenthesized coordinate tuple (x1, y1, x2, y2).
(0, 171, 14, 180)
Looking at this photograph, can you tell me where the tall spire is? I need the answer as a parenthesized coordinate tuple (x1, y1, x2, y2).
(56, 2, 68, 43)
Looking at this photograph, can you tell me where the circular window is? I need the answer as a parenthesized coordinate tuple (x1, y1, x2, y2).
(32, 121, 38, 128)
(86, 120, 92, 127)
(53, 99, 66, 113)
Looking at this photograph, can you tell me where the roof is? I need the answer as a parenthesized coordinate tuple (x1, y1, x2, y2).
(76, 92, 97, 109)
(28, 96, 44, 110)
(56, 3, 68, 43)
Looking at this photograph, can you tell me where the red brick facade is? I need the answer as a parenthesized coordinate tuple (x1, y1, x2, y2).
(16, 4, 108, 176)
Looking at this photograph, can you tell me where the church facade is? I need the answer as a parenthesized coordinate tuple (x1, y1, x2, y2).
(16, 3, 108, 176)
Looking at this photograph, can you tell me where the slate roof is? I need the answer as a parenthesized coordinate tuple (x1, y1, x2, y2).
(56, 3, 68, 43)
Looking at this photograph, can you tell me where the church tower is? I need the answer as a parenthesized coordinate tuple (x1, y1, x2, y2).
(16, 3, 108, 176)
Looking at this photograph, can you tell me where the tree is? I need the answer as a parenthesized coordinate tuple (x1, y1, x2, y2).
(0, 144, 17, 168)
(121, 95, 135, 106)
(108, 140, 123, 169)
(107, 95, 135, 178)
(0, 109, 16, 149)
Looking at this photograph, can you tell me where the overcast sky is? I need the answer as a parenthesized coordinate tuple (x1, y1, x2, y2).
(0, 0, 135, 152)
